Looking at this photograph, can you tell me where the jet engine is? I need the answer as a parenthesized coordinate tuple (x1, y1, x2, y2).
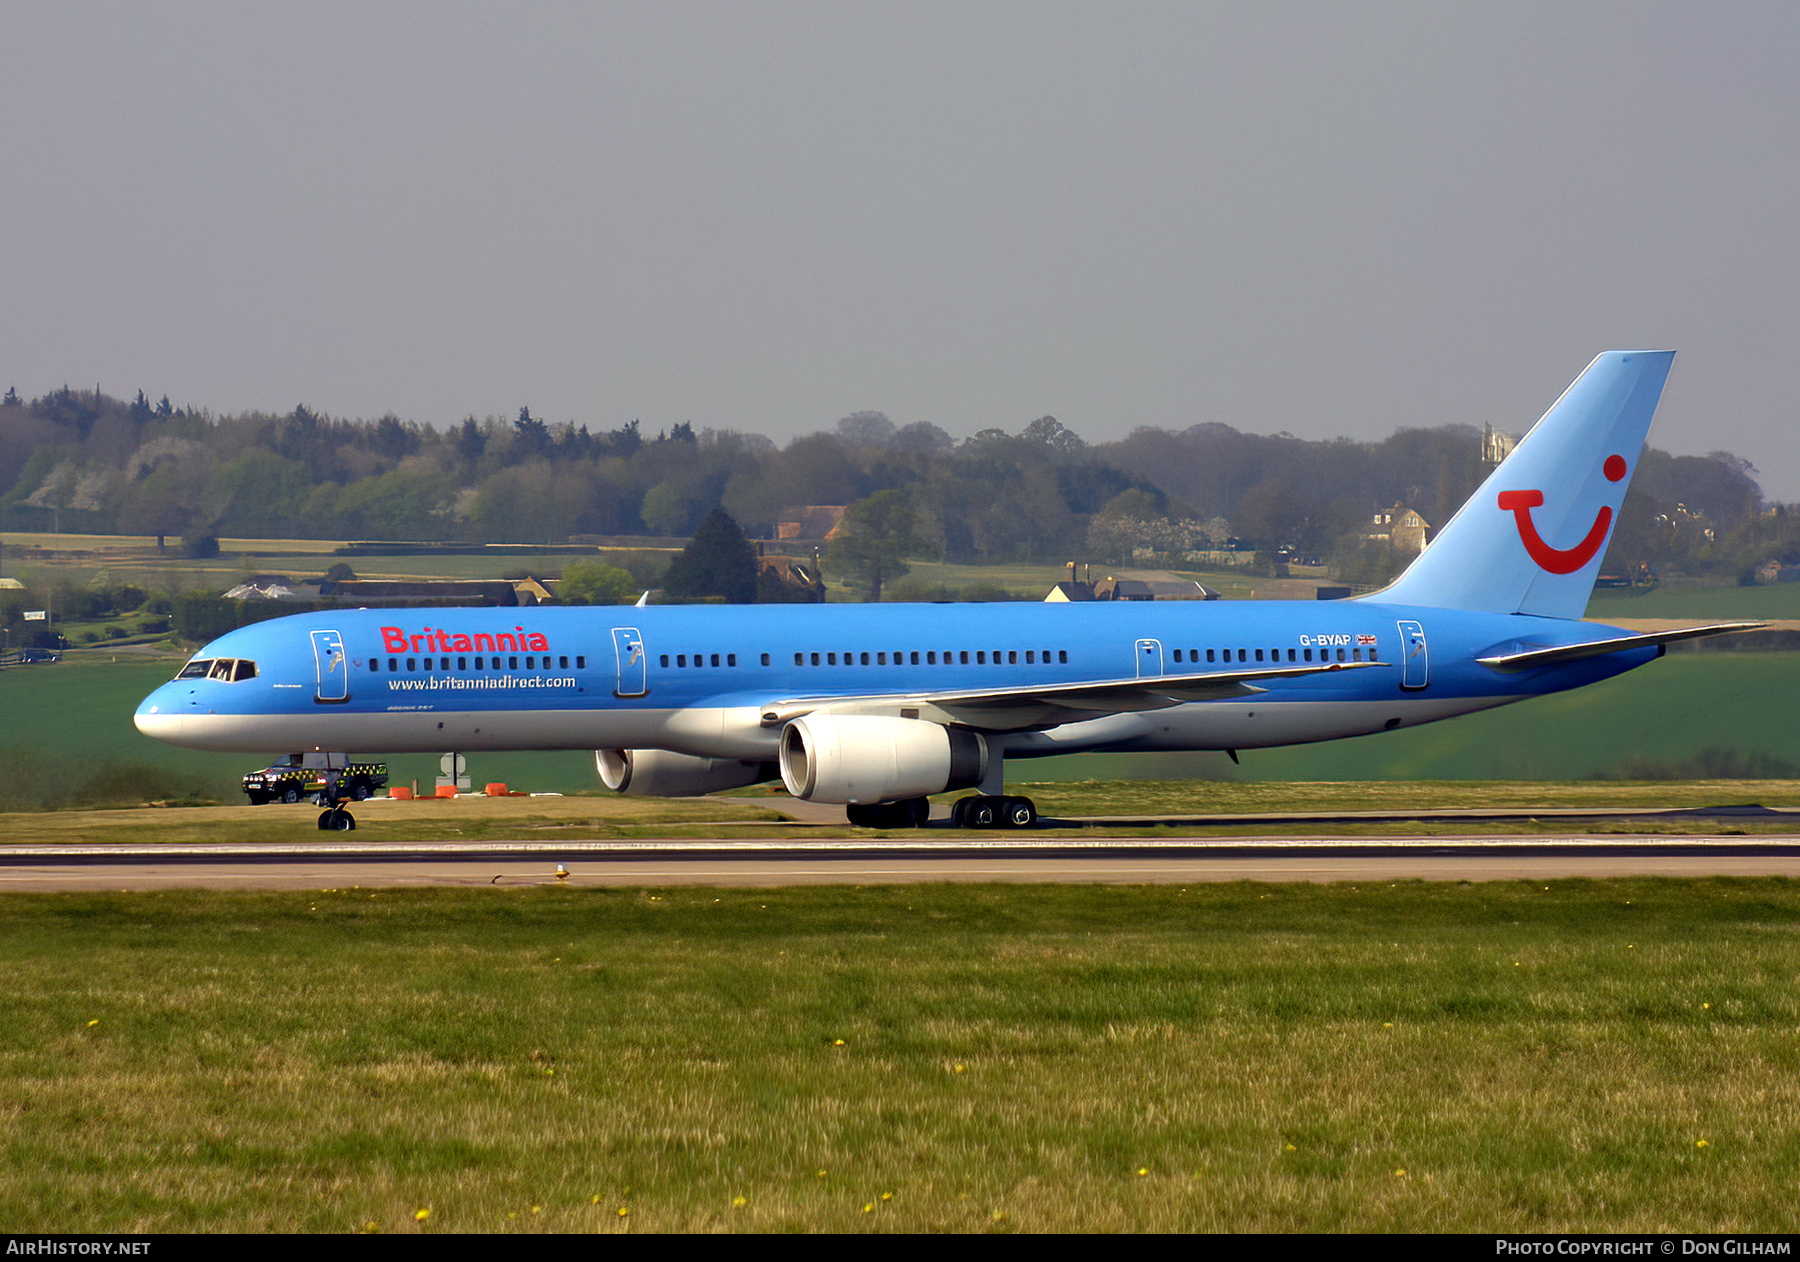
(596, 749, 776, 797)
(778, 714, 986, 804)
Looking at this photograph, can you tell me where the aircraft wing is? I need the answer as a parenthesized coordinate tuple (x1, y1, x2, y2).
(1476, 622, 1766, 673)
(757, 660, 1386, 730)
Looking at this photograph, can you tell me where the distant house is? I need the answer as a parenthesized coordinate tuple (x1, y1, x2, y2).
(1366, 505, 1433, 555)
(1481, 423, 1517, 468)
(776, 506, 847, 542)
(755, 550, 827, 603)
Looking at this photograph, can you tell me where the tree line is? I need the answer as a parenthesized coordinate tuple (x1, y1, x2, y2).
(0, 380, 1786, 590)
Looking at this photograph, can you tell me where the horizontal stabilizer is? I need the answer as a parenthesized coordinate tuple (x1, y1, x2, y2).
(1476, 622, 1765, 673)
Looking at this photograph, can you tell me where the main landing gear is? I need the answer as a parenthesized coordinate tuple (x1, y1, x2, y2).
(317, 806, 356, 831)
(842, 794, 1039, 830)
(950, 794, 1037, 830)
(845, 798, 931, 829)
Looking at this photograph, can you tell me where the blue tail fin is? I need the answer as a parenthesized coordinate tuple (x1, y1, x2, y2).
(1366, 350, 1674, 619)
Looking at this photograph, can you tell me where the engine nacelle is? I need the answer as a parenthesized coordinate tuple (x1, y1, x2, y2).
(778, 714, 986, 804)
(596, 749, 776, 797)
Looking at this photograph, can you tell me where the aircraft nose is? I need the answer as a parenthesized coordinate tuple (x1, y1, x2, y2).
(134, 692, 183, 744)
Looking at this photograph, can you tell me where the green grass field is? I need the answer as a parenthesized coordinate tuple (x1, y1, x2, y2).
(1587, 581, 1800, 621)
(4, 649, 1798, 808)
(2, 880, 1796, 1233)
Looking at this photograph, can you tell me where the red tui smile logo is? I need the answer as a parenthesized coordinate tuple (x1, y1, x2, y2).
(1497, 454, 1628, 575)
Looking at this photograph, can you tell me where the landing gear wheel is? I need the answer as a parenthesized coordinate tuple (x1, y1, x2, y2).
(965, 797, 997, 829)
(317, 807, 356, 831)
(1002, 796, 1037, 829)
(901, 797, 930, 828)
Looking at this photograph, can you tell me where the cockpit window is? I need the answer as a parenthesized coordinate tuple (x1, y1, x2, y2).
(177, 658, 257, 682)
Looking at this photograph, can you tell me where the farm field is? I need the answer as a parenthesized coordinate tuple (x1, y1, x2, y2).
(2, 880, 1796, 1233)
(1586, 582, 1800, 622)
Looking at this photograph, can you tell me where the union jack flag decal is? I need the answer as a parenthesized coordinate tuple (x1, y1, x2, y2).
(1357, 633, 1377, 645)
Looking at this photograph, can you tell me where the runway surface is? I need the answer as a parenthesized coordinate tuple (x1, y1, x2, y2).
(6, 834, 1800, 890)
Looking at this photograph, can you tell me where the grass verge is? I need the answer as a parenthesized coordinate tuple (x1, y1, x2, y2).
(0, 881, 1796, 1232)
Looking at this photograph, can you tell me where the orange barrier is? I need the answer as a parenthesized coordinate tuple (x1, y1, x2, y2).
(484, 783, 508, 796)
(434, 785, 457, 798)
(389, 786, 414, 800)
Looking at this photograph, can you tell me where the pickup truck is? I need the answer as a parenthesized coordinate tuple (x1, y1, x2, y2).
(242, 753, 388, 805)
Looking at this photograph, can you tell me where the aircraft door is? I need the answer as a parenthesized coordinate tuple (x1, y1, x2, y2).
(1396, 620, 1428, 690)
(1135, 638, 1164, 677)
(612, 627, 648, 698)
(311, 630, 350, 704)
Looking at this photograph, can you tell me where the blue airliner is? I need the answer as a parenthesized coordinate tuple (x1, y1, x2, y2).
(136, 351, 1755, 829)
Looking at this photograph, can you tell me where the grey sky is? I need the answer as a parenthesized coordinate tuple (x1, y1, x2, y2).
(5, 2, 1797, 495)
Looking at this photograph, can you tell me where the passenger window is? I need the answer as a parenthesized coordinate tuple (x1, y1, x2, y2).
(677, 655, 686, 668)
(660, 655, 669, 668)
(861, 652, 870, 665)
(577, 656, 586, 669)
(711, 654, 720, 667)
(1058, 650, 1067, 663)
(727, 654, 736, 667)
(910, 652, 919, 665)
(927, 651, 936, 664)
(458, 657, 468, 671)
(977, 651, 986, 665)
